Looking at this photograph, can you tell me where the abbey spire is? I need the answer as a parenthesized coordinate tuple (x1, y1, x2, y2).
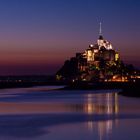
(99, 22, 102, 35)
(99, 22, 103, 40)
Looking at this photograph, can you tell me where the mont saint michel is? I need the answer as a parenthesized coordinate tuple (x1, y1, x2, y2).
(56, 24, 140, 84)
(0, 0, 139, 140)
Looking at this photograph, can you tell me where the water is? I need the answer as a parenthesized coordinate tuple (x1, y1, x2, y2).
(0, 86, 139, 140)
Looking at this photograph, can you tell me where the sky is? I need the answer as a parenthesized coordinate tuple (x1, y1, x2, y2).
(0, 0, 139, 75)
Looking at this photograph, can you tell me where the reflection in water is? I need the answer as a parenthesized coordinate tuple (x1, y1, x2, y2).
(0, 87, 139, 139)
(98, 120, 113, 140)
(84, 93, 119, 115)
(85, 93, 119, 140)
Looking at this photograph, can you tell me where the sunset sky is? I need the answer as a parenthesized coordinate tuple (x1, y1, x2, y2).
(0, 0, 140, 75)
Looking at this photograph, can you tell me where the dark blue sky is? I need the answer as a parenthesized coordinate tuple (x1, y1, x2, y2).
(0, 0, 139, 75)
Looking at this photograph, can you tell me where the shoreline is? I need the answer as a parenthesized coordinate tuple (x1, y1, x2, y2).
(64, 81, 140, 97)
(0, 81, 139, 97)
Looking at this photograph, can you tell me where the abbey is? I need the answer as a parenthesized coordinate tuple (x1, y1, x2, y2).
(56, 24, 135, 82)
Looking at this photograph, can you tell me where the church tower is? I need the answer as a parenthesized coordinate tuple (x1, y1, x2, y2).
(98, 22, 104, 47)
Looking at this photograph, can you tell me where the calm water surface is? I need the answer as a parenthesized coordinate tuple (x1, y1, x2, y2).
(0, 86, 139, 140)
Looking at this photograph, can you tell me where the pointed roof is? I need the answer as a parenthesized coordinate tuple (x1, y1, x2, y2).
(99, 22, 104, 40)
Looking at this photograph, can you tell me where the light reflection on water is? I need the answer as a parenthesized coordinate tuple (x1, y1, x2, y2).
(84, 93, 119, 115)
(84, 93, 119, 140)
(0, 91, 120, 115)
(0, 87, 139, 140)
